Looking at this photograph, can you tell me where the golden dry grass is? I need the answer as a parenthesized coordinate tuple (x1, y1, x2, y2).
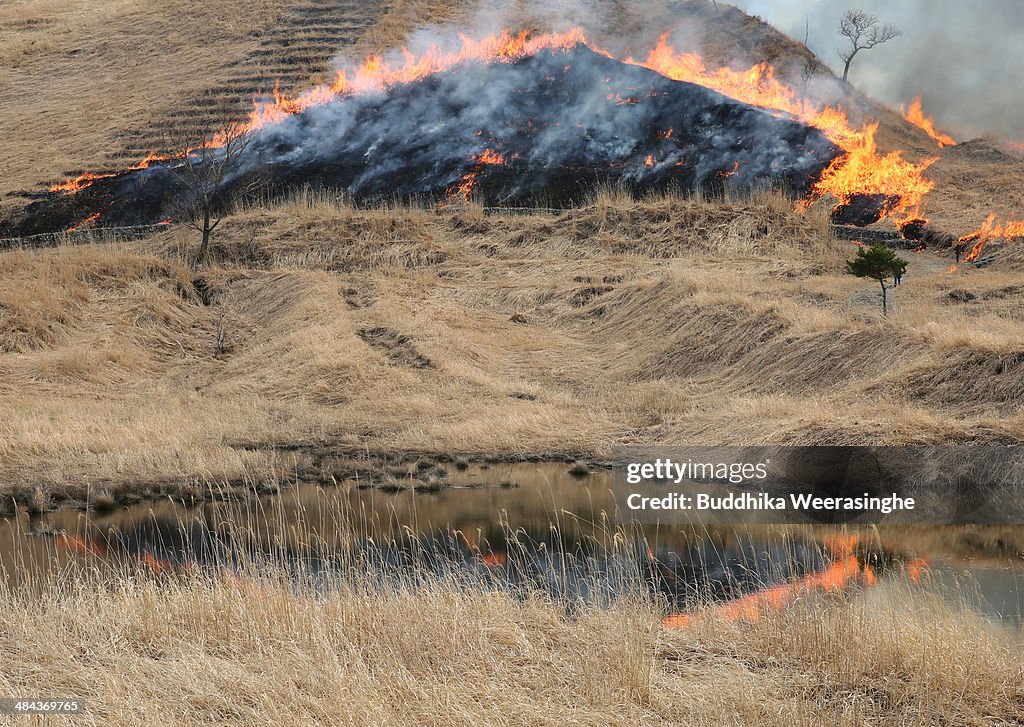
(2, 189, 1024, 506)
(0, 564, 1019, 726)
(0, 0, 285, 200)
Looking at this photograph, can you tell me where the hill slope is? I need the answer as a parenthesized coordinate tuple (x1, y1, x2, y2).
(4, 192, 1024, 505)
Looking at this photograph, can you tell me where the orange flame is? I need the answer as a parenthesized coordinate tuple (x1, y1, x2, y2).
(243, 29, 589, 132)
(630, 34, 861, 150)
(50, 171, 118, 194)
(50, 151, 172, 194)
(140, 552, 172, 574)
(810, 122, 937, 224)
(905, 557, 929, 584)
(481, 552, 508, 568)
(455, 528, 507, 568)
(56, 533, 107, 557)
(960, 213, 1024, 262)
(65, 212, 101, 232)
(662, 555, 866, 628)
(476, 149, 506, 166)
(446, 148, 507, 202)
(821, 533, 859, 556)
(56, 532, 198, 575)
(901, 97, 956, 148)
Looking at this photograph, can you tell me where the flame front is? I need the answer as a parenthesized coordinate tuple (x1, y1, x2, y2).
(960, 213, 1024, 262)
(239, 29, 942, 225)
(49, 150, 171, 194)
(901, 97, 956, 148)
(50, 171, 118, 194)
(246, 29, 590, 130)
(66, 212, 101, 232)
(811, 122, 937, 224)
(662, 555, 866, 628)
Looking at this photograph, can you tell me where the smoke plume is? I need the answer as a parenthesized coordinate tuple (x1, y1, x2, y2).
(728, 0, 1024, 140)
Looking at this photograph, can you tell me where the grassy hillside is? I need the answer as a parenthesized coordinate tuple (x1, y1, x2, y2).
(3, 190, 1024, 507)
(3, 0, 1020, 231)
(0, 0, 463, 204)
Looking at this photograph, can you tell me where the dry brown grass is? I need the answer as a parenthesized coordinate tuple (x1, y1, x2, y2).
(354, 0, 474, 55)
(0, 0, 285, 200)
(2, 189, 1024, 505)
(1, 0, 1022, 504)
(0, 564, 1019, 726)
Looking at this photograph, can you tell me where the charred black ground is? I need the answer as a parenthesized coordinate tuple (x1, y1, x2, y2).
(3, 45, 842, 237)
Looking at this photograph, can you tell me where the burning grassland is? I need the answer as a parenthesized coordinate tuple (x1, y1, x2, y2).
(901, 96, 957, 149)
(5, 24, 944, 240)
(3, 40, 842, 237)
(5, 2, 1019, 250)
(958, 214, 1024, 264)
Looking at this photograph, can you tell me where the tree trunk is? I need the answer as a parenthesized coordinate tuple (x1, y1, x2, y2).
(880, 278, 888, 315)
(842, 57, 853, 83)
(197, 206, 212, 265)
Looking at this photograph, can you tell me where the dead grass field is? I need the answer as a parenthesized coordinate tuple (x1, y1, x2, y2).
(0, 0, 285, 201)
(1, 1, 1022, 505)
(2, 189, 1024, 507)
(0, 566, 1020, 726)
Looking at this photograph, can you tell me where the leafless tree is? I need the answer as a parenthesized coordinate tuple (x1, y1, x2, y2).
(165, 122, 253, 265)
(799, 56, 818, 104)
(838, 9, 901, 83)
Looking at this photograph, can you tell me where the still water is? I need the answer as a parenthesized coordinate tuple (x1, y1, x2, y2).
(1, 463, 1022, 631)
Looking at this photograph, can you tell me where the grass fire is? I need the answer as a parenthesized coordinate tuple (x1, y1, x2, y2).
(3, 26, 942, 238)
(2, 0, 1024, 725)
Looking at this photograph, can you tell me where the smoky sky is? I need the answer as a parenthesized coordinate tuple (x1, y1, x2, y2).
(727, 0, 1024, 140)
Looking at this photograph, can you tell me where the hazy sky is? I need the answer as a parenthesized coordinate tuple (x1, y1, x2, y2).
(726, 0, 1024, 140)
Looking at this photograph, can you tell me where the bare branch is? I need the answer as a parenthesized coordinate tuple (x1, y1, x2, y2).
(838, 8, 902, 82)
(163, 121, 254, 266)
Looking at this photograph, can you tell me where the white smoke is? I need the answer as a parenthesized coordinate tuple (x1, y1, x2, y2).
(244, 41, 837, 203)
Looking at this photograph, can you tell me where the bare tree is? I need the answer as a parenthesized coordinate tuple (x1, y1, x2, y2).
(799, 56, 818, 104)
(165, 122, 253, 265)
(838, 9, 901, 83)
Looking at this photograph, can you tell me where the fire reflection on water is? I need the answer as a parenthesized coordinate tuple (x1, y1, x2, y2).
(1, 463, 1021, 631)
